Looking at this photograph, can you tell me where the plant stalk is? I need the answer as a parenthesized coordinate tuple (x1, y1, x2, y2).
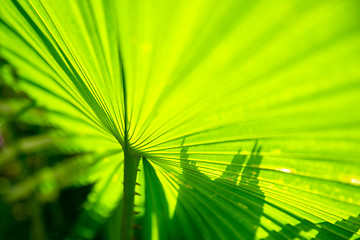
(120, 145, 140, 240)
(119, 37, 139, 239)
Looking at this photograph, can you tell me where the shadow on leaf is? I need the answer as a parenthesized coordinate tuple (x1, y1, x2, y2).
(170, 138, 265, 240)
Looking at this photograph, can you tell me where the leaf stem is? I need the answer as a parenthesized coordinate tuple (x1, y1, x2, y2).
(121, 146, 140, 240)
(118, 36, 140, 240)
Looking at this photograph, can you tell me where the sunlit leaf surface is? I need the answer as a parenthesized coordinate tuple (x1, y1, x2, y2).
(1, 0, 360, 239)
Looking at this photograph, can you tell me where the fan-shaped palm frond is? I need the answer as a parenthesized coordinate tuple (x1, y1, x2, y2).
(1, 0, 360, 239)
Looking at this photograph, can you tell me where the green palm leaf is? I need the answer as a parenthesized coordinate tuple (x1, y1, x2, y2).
(1, 0, 360, 239)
